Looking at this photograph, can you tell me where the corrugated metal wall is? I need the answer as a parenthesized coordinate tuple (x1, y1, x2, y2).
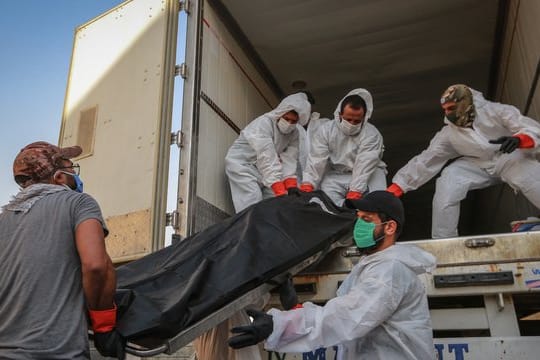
(471, 0, 540, 235)
(195, 0, 279, 217)
(496, 0, 540, 119)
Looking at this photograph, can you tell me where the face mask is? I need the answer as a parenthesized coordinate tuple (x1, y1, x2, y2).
(339, 118, 362, 136)
(277, 117, 296, 134)
(353, 218, 387, 250)
(59, 171, 84, 193)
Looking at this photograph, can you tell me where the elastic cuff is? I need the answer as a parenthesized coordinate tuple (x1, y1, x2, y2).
(89, 304, 117, 333)
(283, 177, 298, 189)
(514, 134, 535, 148)
(387, 183, 404, 198)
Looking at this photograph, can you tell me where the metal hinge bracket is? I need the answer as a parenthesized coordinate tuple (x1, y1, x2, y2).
(166, 211, 180, 230)
(179, 0, 190, 14)
(175, 63, 188, 79)
(171, 130, 184, 148)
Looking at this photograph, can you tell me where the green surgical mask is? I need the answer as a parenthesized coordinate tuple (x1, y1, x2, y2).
(353, 218, 387, 250)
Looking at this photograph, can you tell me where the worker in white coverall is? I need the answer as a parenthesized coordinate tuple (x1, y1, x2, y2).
(228, 191, 436, 360)
(300, 89, 387, 206)
(388, 84, 540, 238)
(225, 92, 311, 212)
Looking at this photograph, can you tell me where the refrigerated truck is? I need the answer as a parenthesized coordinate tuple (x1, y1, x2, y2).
(59, 0, 540, 358)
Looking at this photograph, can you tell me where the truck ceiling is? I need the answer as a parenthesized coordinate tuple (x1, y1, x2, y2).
(214, 0, 506, 239)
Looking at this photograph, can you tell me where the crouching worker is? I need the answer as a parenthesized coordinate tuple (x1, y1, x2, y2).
(225, 92, 311, 213)
(227, 191, 436, 359)
(0, 142, 124, 359)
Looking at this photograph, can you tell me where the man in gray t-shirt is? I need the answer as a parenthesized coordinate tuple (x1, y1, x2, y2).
(0, 141, 124, 359)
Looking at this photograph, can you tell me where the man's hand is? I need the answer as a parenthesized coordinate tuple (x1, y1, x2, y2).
(89, 306, 125, 359)
(279, 274, 299, 310)
(271, 181, 287, 197)
(489, 136, 520, 153)
(93, 330, 126, 360)
(386, 183, 404, 198)
(228, 309, 273, 349)
(346, 191, 362, 200)
(299, 183, 314, 192)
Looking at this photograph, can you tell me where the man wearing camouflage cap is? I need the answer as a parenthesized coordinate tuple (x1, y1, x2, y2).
(0, 141, 124, 359)
(387, 84, 540, 238)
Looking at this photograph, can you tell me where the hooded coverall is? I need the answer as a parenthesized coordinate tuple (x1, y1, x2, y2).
(264, 244, 436, 360)
(302, 89, 387, 206)
(225, 93, 311, 212)
(392, 89, 540, 238)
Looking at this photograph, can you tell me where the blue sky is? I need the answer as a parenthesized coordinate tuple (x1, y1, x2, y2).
(0, 1, 125, 204)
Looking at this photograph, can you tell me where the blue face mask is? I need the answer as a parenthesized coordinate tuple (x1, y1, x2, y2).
(59, 171, 84, 193)
(353, 218, 387, 250)
(72, 174, 84, 193)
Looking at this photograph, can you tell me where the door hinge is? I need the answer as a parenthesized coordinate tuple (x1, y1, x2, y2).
(166, 211, 180, 230)
(175, 63, 188, 79)
(171, 130, 184, 148)
(179, 0, 190, 14)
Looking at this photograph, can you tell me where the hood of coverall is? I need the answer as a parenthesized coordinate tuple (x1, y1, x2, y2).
(265, 92, 312, 126)
(333, 88, 374, 125)
(364, 243, 436, 275)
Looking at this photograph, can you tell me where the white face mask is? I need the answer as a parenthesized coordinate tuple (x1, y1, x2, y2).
(339, 118, 362, 136)
(277, 117, 296, 134)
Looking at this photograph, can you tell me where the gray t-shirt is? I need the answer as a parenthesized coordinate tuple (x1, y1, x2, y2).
(0, 189, 108, 359)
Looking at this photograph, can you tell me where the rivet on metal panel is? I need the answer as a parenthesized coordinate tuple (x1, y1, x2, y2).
(464, 237, 495, 248)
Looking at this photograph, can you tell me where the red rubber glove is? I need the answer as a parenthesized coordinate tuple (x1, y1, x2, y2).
(387, 183, 404, 198)
(88, 305, 117, 333)
(299, 183, 314, 192)
(271, 181, 287, 197)
(514, 134, 535, 148)
(346, 191, 362, 200)
(283, 177, 298, 189)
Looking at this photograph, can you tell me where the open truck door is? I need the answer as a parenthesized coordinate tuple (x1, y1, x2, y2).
(59, 0, 179, 262)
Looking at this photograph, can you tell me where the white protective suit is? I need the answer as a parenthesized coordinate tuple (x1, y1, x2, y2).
(225, 93, 311, 212)
(392, 88, 540, 238)
(296, 112, 323, 181)
(302, 89, 387, 206)
(265, 244, 436, 360)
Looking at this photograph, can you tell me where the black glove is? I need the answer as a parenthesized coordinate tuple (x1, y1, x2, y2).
(287, 187, 301, 196)
(228, 309, 273, 349)
(93, 330, 126, 360)
(489, 136, 520, 153)
(279, 274, 299, 310)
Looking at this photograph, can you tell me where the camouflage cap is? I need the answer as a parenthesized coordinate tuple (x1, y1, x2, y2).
(13, 141, 82, 187)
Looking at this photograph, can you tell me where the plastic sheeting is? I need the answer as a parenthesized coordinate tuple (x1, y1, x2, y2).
(114, 191, 356, 344)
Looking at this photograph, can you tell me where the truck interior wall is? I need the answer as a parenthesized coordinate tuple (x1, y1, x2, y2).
(216, 0, 502, 240)
(189, 0, 280, 232)
(469, 0, 540, 236)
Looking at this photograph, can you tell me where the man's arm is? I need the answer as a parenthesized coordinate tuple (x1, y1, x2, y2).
(391, 127, 459, 193)
(264, 262, 404, 353)
(75, 218, 115, 310)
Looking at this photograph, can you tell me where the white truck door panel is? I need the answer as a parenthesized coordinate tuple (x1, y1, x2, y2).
(60, 0, 179, 262)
